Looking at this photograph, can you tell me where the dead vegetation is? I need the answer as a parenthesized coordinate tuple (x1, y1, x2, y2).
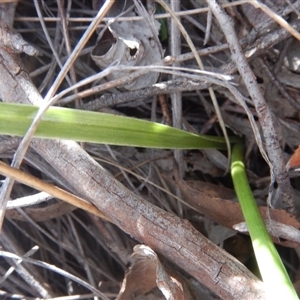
(1, 0, 300, 299)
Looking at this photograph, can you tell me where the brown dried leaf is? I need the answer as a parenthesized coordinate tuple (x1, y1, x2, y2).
(175, 178, 300, 247)
(5, 202, 76, 222)
(288, 145, 300, 170)
(116, 245, 195, 300)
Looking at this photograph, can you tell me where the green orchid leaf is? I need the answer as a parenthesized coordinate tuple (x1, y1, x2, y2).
(0, 102, 239, 149)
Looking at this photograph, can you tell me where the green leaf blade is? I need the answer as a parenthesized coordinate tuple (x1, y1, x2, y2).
(0, 102, 239, 149)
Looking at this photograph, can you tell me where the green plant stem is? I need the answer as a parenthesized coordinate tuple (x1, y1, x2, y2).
(231, 143, 298, 299)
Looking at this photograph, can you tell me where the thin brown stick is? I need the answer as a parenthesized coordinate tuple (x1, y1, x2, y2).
(155, 0, 231, 166)
(169, 0, 183, 216)
(206, 0, 295, 214)
(0, 161, 110, 222)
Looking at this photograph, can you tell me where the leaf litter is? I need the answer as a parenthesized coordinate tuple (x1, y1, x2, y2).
(1, 0, 300, 299)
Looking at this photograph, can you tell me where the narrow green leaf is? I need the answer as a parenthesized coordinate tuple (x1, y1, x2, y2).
(0, 102, 239, 149)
